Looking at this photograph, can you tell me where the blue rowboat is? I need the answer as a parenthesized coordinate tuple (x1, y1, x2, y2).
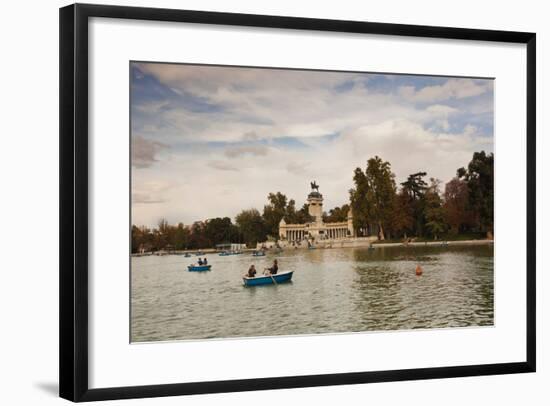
(251, 251, 266, 257)
(243, 271, 293, 286)
(188, 264, 211, 272)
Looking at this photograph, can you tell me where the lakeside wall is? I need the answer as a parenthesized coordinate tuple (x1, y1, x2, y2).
(131, 237, 494, 256)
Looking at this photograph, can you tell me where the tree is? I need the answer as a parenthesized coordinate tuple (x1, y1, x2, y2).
(366, 157, 397, 240)
(349, 167, 371, 236)
(388, 191, 414, 239)
(188, 221, 210, 249)
(401, 172, 428, 236)
(423, 178, 447, 239)
(401, 172, 428, 200)
(131, 225, 154, 253)
(173, 223, 190, 250)
(350, 156, 396, 240)
(262, 192, 288, 238)
(294, 203, 314, 224)
(323, 204, 350, 223)
(236, 209, 267, 247)
(204, 217, 236, 246)
(457, 151, 494, 232)
(443, 178, 475, 234)
(155, 218, 170, 249)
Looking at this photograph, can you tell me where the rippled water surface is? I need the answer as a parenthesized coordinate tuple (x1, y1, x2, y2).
(131, 245, 493, 342)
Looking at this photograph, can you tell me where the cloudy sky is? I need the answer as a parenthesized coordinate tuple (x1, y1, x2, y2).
(131, 62, 493, 227)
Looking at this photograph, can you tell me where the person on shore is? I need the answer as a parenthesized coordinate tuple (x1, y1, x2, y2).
(247, 265, 257, 278)
(265, 259, 278, 275)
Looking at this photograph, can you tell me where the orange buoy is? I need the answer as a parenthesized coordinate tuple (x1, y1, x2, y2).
(415, 265, 423, 276)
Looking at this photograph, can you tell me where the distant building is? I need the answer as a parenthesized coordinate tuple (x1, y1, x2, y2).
(278, 182, 355, 242)
(215, 243, 247, 251)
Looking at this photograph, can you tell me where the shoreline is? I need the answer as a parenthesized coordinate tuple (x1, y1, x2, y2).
(131, 238, 493, 257)
(370, 239, 493, 248)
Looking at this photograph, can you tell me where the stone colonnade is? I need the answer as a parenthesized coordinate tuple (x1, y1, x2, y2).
(286, 229, 306, 241)
(284, 227, 349, 241)
(326, 227, 349, 239)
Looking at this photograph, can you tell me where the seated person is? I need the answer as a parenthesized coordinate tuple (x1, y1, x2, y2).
(198, 258, 203, 266)
(203, 257, 208, 265)
(247, 265, 257, 278)
(265, 259, 278, 275)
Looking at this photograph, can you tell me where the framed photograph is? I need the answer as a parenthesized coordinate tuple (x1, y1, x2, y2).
(59, 3, 536, 402)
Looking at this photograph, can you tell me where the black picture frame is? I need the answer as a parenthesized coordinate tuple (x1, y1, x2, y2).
(59, 3, 536, 402)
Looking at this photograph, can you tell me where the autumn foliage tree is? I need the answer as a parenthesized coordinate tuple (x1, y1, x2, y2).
(388, 190, 414, 239)
(443, 178, 475, 234)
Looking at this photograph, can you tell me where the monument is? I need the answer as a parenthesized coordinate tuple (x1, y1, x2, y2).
(278, 182, 355, 243)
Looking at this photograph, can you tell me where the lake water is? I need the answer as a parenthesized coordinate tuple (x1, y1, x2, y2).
(131, 245, 493, 342)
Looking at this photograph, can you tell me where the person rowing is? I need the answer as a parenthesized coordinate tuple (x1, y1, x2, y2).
(264, 259, 278, 275)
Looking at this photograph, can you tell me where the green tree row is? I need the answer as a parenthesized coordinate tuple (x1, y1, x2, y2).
(132, 192, 315, 252)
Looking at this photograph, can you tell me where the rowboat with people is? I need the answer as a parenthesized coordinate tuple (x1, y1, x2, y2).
(242, 271, 293, 286)
(187, 264, 212, 272)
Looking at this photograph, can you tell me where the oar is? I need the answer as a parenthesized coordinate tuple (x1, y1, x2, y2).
(265, 269, 277, 285)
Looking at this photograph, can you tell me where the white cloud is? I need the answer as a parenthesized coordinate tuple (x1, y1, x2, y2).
(426, 104, 458, 116)
(398, 78, 491, 103)
(131, 64, 494, 226)
(224, 145, 269, 158)
(207, 160, 240, 171)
